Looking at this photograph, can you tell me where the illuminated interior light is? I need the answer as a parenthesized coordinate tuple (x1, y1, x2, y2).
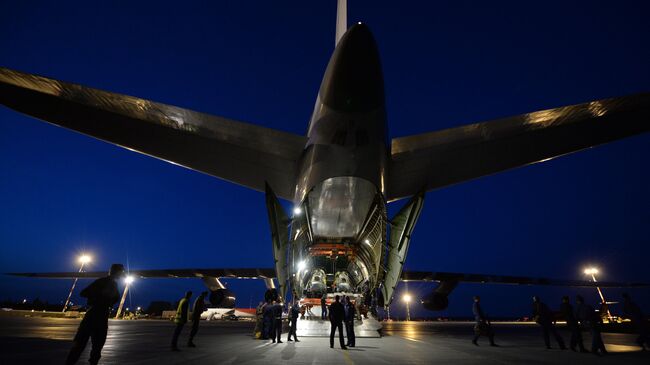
(298, 260, 307, 271)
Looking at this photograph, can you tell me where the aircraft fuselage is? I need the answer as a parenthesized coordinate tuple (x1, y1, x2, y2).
(289, 24, 389, 301)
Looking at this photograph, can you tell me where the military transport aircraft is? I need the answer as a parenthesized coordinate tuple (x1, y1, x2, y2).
(2, 1, 649, 312)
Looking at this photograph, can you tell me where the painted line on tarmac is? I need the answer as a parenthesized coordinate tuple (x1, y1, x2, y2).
(342, 349, 355, 365)
(401, 335, 426, 344)
(254, 341, 274, 349)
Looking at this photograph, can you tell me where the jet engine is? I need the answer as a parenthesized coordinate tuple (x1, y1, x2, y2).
(421, 292, 449, 311)
(307, 269, 327, 296)
(209, 289, 236, 308)
(421, 280, 458, 311)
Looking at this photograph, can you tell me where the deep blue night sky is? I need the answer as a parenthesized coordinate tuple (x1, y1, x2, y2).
(1, 1, 649, 318)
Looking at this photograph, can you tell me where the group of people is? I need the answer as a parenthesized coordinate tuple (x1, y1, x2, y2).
(254, 299, 301, 343)
(472, 294, 650, 356)
(64, 263, 211, 364)
(66, 275, 361, 363)
(253, 294, 358, 349)
(62, 263, 649, 364)
(170, 290, 208, 351)
(327, 295, 357, 349)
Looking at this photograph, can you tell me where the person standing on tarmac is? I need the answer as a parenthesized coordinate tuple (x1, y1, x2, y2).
(321, 294, 328, 320)
(622, 293, 650, 350)
(329, 295, 347, 349)
(287, 301, 301, 342)
(532, 296, 566, 350)
(66, 263, 125, 365)
(254, 301, 265, 339)
(344, 296, 356, 347)
(472, 296, 497, 346)
(576, 295, 607, 355)
(272, 300, 284, 343)
(187, 291, 207, 347)
(171, 291, 192, 351)
(560, 296, 587, 353)
(263, 300, 275, 340)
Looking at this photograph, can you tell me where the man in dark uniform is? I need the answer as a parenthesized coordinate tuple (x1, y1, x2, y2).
(532, 296, 566, 350)
(187, 291, 207, 347)
(472, 296, 496, 346)
(329, 295, 347, 349)
(622, 293, 650, 350)
(272, 300, 284, 343)
(287, 301, 300, 342)
(263, 300, 275, 340)
(560, 296, 587, 352)
(576, 295, 607, 355)
(171, 291, 192, 351)
(66, 263, 125, 365)
(321, 294, 328, 320)
(344, 296, 356, 347)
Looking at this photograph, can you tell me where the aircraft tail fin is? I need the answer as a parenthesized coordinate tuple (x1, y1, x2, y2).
(336, 0, 348, 46)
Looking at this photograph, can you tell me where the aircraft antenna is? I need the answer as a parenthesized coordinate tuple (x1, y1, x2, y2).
(335, 0, 347, 46)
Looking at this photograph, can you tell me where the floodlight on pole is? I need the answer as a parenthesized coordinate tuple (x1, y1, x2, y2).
(293, 207, 302, 215)
(584, 266, 613, 321)
(115, 275, 135, 319)
(403, 293, 412, 321)
(62, 253, 92, 312)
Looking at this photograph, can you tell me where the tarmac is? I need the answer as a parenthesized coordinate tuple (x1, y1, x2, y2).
(1, 316, 649, 364)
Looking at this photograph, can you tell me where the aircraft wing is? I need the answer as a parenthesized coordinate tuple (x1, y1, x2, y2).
(7, 268, 276, 279)
(400, 271, 650, 288)
(388, 93, 650, 201)
(0, 67, 306, 200)
(12, 268, 647, 287)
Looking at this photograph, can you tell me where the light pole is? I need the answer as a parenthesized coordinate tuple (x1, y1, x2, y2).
(62, 254, 91, 312)
(584, 267, 613, 321)
(115, 275, 134, 319)
(403, 294, 412, 321)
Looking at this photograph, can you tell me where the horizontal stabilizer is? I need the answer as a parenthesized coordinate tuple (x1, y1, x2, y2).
(389, 93, 650, 201)
(0, 67, 307, 200)
(401, 271, 650, 288)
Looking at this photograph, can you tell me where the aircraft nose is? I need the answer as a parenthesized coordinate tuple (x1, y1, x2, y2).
(319, 23, 385, 113)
